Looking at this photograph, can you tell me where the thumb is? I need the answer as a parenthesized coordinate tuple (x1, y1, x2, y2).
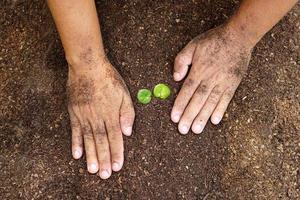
(173, 42, 196, 81)
(120, 94, 135, 136)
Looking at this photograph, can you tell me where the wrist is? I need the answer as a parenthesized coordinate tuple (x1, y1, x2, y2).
(65, 41, 106, 67)
(66, 50, 108, 73)
(224, 19, 259, 49)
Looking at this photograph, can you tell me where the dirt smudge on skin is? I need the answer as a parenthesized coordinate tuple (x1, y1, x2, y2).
(229, 51, 251, 79)
(94, 125, 106, 136)
(193, 26, 251, 80)
(67, 75, 95, 106)
(184, 78, 195, 88)
(197, 84, 208, 94)
(232, 65, 247, 79)
(81, 124, 93, 136)
(79, 47, 95, 66)
(104, 63, 130, 95)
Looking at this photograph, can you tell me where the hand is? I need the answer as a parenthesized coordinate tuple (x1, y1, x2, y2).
(67, 57, 135, 179)
(171, 25, 253, 134)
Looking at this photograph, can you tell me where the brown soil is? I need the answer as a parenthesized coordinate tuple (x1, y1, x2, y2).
(1, 1, 300, 199)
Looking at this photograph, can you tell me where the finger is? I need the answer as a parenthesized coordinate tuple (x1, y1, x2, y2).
(82, 124, 99, 174)
(211, 88, 236, 125)
(106, 115, 124, 172)
(69, 110, 83, 159)
(192, 86, 223, 134)
(178, 82, 213, 134)
(171, 75, 199, 123)
(120, 95, 135, 136)
(174, 42, 196, 81)
(92, 121, 112, 179)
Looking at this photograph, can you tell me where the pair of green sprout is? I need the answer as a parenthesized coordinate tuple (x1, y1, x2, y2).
(137, 83, 171, 104)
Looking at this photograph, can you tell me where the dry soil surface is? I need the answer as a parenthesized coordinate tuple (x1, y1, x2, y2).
(1, 1, 300, 199)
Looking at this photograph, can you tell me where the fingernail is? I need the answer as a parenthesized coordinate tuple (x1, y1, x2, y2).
(212, 116, 222, 125)
(124, 127, 132, 136)
(179, 125, 189, 135)
(112, 162, 121, 171)
(100, 170, 110, 179)
(174, 72, 181, 80)
(73, 149, 82, 159)
(192, 124, 203, 134)
(88, 163, 98, 173)
(172, 113, 180, 123)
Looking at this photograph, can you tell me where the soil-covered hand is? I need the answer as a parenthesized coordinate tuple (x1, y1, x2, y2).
(67, 57, 135, 179)
(171, 25, 252, 134)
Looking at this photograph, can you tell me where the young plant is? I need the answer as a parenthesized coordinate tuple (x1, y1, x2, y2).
(137, 89, 152, 104)
(153, 83, 171, 99)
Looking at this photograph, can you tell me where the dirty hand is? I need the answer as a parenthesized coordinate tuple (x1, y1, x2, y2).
(67, 57, 135, 179)
(171, 25, 252, 134)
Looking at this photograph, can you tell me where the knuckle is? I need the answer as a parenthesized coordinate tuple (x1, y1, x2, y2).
(196, 84, 208, 94)
(174, 99, 186, 111)
(212, 86, 222, 95)
(95, 140, 108, 151)
(175, 54, 186, 65)
(93, 125, 107, 145)
(82, 124, 93, 137)
(99, 155, 110, 164)
(109, 132, 122, 144)
(210, 89, 222, 99)
(84, 133, 94, 140)
(208, 94, 220, 104)
(108, 123, 122, 136)
(224, 90, 235, 100)
(110, 123, 118, 131)
(208, 92, 220, 104)
(94, 125, 106, 136)
(184, 78, 195, 88)
(122, 108, 135, 119)
(112, 150, 124, 159)
(70, 119, 80, 129)
(112, 128, 122, 136)
(127, 110, 136, 122)
(72, 130, 82, 139)
(95, 138, 104, 146)
(208, 96, 219, 104)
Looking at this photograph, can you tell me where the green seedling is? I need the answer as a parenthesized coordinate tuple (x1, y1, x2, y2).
(137, 89, 152, 104)
(153, 83, 171, 99)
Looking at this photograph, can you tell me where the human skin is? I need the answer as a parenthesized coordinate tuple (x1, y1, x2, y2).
(47, 0, 298, 179)
(47, 0, 135, 179)
(171, 0, 298, 134)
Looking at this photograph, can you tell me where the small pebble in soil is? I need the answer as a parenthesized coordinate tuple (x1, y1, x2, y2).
(79, 168, 84, 174)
